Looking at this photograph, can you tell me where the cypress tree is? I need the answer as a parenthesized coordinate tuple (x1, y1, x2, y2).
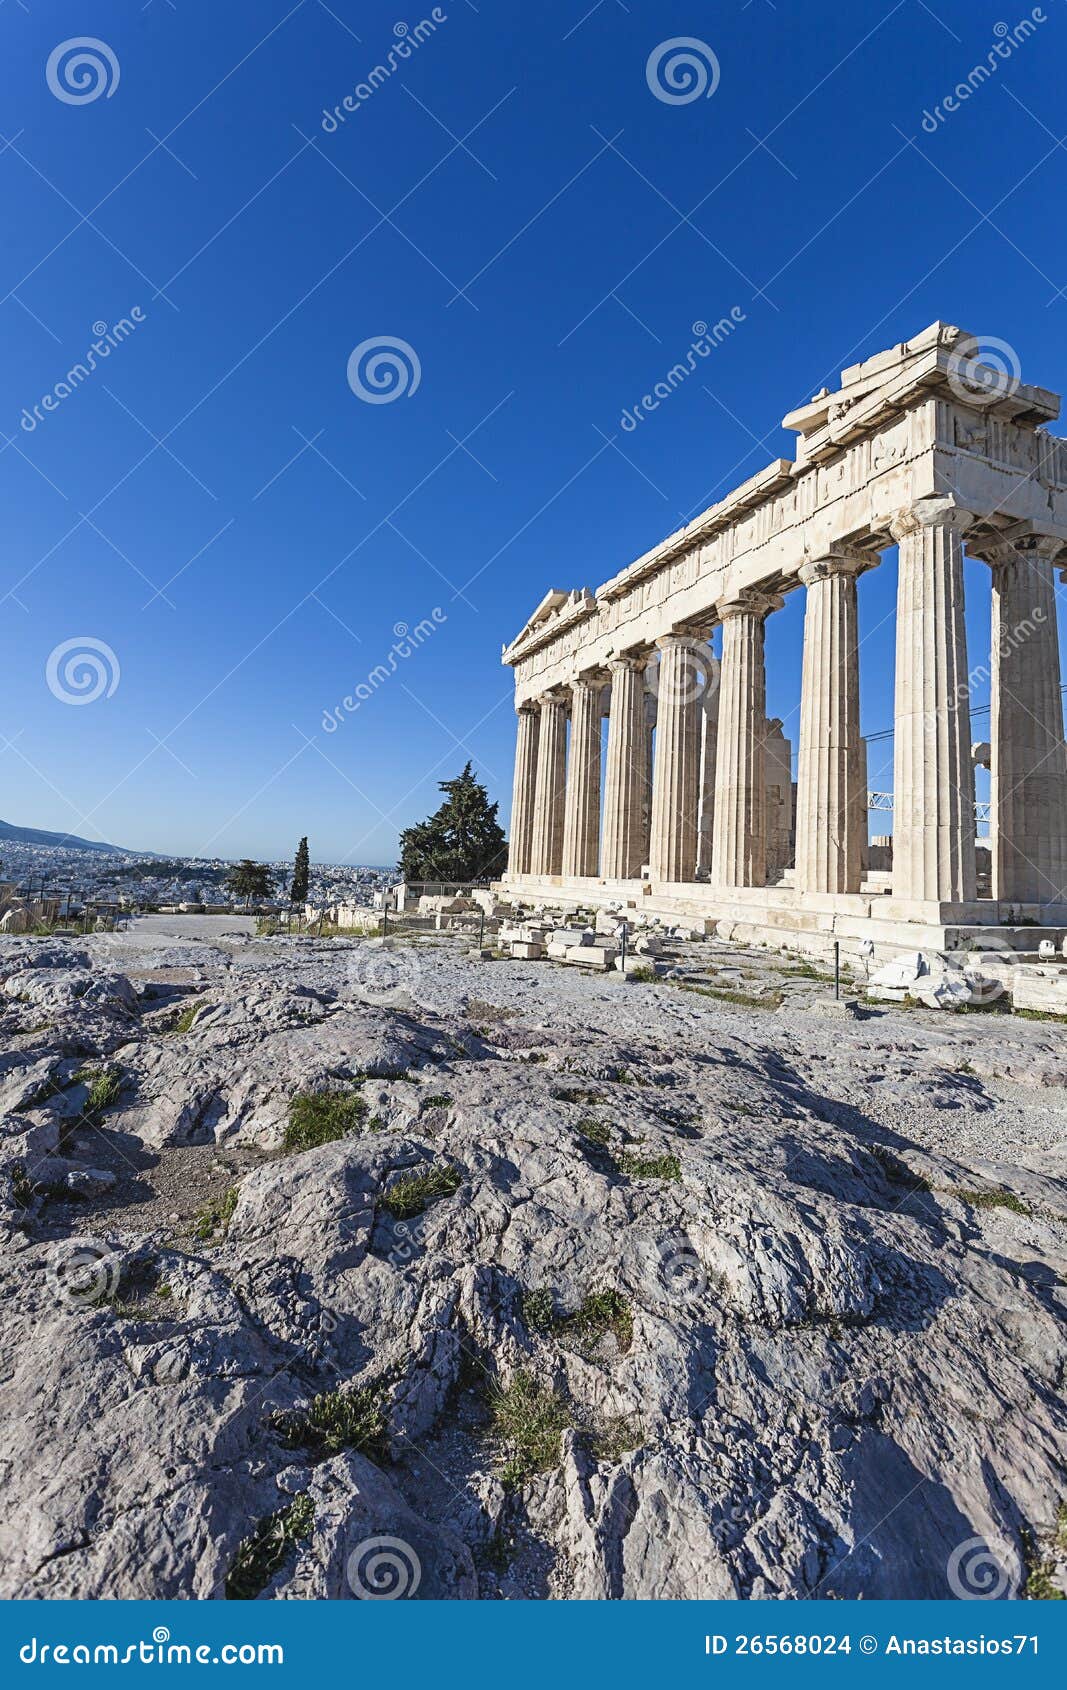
(290, 836, 310, 904)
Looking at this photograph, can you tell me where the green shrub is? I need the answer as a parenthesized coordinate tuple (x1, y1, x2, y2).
(422, 1093, 452, 1110)
(225, 1494, 314, 1600)
(381, 1164, 461, 1219)
(283, 1087, 368, 1153)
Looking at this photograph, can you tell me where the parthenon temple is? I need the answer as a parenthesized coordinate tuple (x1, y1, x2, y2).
(496, 322, 1067, 957)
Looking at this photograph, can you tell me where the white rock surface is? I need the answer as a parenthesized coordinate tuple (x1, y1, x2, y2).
(0, 921, 1064, 1601)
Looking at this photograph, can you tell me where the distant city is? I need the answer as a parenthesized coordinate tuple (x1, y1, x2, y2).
(0, 829, 397, 914)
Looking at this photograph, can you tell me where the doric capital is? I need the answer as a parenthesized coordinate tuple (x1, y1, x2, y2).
(888, 497, 977, 542)
(798, 550, 865, 587)
(654, 632, 703, 653)
(517, 698, 540, 717)
(571, 668, 610, 695)
(537, 688, 570, 711)
(967, 522, 1067, 570)
(607, 651, 649, 675)
(715, 588, 783, 623)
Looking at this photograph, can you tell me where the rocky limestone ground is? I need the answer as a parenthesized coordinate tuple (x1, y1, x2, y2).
(0, 915, 1065, 1602)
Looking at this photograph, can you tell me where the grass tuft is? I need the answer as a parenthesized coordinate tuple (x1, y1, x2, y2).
(576, 1117, 612, 1148)
(521, 1287, 555, 1331)
(190, 1184, 238, 1243)
(489, 1370, 571, 1490)
(283, 1087, 368, 1153)
(555, 1289, 633, 1357)
(949, 1186, 1030, 1215)
(681, 983, 784, 1011)
(225, 1494, 314, 1600)
(617, 1150, 681, 1182)
(586, 1413, 641, 1464)
(869, 1146, 932, 1193)
(270, 1384, 388, 1462)
(380, 1163, 462, 1219)
(172, 1003, 201, 1035)
(10, 1160, 34, 1210)
(71, 1066, 124, 1122)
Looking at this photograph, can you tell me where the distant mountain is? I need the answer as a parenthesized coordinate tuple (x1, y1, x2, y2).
(0, 819, 148, 856)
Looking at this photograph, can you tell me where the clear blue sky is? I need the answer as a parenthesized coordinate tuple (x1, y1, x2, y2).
(2, 0, 1064, 863)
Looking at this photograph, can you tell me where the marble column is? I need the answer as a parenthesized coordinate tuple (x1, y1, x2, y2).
(975, 531, 1067, 902)
(648, 636, 703, 882)
(711, 592, 780, 888)
(602, 655, 650, 878)
(643, 683, 656, 857)
(763, 717, 795, 884)
(562, 673, 605, 879)
(529, 690, 568, 877)
(858, 735, 870, 877)
(890, 500, 977, 904)
(696, 648, 721, 877)
(507, 702, 540, 876)
(793, 552, 865, 895)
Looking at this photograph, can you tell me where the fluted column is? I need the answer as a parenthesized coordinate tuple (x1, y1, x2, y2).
(602, 655, 650, 878)
(972, 531, 1067, 902)
(890, 499, 977, 904)
(858, 735, 870, 876)
(648, 637, 703, 882)
(712, 592, 780, 888)
(529, 690, 568, 877)
(507, 703, 540, 876)
(794, 552, 865, 895)
(562, 673, 605, 878)
(696, 650, 721, 876)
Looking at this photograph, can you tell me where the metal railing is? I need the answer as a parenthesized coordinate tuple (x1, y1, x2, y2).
(867, 791, 991, 823)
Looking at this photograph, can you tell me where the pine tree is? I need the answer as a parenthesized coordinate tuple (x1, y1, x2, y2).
(224, 860, 274, 909)
(397, 763, 506, 883)
(290, 836, 310, 904)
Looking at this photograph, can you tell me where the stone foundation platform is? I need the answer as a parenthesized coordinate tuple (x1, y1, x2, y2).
(495, 874, 1067, 965)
